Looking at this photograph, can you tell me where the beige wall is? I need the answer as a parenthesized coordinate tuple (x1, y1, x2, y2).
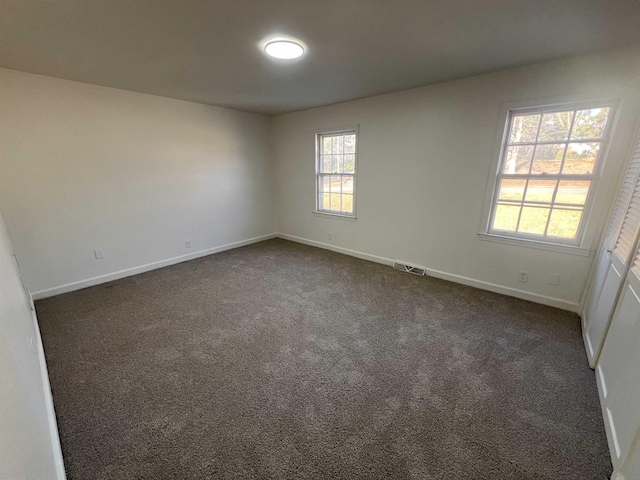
(0, 69, 276, 295)
(272, 46, 640, 309)
(0, 210, 64, 479)
(2, 41, 640, 480)
(3, 49, 640, 308)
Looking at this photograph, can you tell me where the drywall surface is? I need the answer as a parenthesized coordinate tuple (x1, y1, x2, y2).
(0, 210, 64, 479)
(0, 69, 275, 294)
(273, 46, 640, 308)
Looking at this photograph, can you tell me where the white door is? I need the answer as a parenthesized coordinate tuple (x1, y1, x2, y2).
(583, 133, 640, 367)
(584, 250, 625, 365)
(596, 250, 640, 476)
(618, 429, 640, 480)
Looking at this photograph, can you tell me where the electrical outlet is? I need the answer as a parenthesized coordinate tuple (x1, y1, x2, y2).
(519, 271, 529, 283)
(548, 273, 560, 286)
(94, 248, 104, 259)
(327, 232, 333, 241)
(185, 240, 191, 249)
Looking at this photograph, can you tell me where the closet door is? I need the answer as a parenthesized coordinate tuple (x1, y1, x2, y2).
(583, 133, 640, 367)
(596, 248, 640, 473)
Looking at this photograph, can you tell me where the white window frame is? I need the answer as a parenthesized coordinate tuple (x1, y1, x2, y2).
(479, 98, 618, 255)
(314, 125, 358, 219)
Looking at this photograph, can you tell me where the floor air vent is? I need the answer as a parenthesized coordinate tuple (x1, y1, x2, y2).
(393, 262, 426, 276)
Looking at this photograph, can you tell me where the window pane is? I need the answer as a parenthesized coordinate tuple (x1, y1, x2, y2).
(555, 180, 590, 205)
(332, 136, 343, 154)
(317, 130, 356, 216)
(509, 114, 540, 143)
(538, 110, 573, 142)
(547, 208, 583, 239)
(342, 176, 354, 194)
(319, 175, 330, 194)
(525, 179, 557, 203)
(322, 137, 332, 154)
(344, 154, 355, 173)
(493, 204, 520, 232)
(489, 104, 610, 244)
(321, 155, 331, 173)
(518, 207, 550, 235)
(531, 143, 565, 174)
(503, 145, 534, 174)
(345, 135, 356, 153)
(321, 193, 331, 210)
(498, 178, 526, 201)
(571, 107, 610, 140)
(331, 175, 341, 194)
(563, 142, 599, 174)
(341, 194, 354, 213)
(330, 193, 341, 210)
(330, 155, 340, 173)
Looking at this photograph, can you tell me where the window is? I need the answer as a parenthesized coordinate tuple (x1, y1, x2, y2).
(487, 103, 613, 245)
(316, 128, 357, 217)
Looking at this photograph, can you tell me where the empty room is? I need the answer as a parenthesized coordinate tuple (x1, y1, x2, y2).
(2, 1, 640, 479)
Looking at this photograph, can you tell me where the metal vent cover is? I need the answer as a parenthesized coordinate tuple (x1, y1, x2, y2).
(393, 262, 426, 276)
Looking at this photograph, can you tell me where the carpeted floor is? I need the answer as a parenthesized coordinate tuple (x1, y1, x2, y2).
(36, 238, 611, 479)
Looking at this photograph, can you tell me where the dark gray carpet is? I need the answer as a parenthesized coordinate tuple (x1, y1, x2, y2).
(36, 238, 611, 479)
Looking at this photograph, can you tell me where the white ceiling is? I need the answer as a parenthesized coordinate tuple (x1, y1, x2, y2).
(2, 0, 640, 115)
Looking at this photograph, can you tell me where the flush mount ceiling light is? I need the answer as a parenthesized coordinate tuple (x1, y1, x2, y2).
(264, 40, 304, 59)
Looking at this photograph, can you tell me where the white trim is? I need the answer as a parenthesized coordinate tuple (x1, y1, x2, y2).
(28, 294, 67, 479)
(31, 233, 277, 300)
(479, 95, 620, 251)
(315, 125, 359, 218)
(478, 232, 592, 256)
(581, 310, 597, 368)
(277, 233, 395, 267)
(10, 247, 67, 478)
(596, 360, 620, 469)
(488, 103, 610, 245)
(595, 363, 617, 467)
(277, 233, 581, 312)
(580, 116, 640, 312)
(597, 364, 608, 400)
(312, 211, 357, 221)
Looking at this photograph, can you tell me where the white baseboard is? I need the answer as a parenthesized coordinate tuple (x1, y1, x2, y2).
(277, 233, 581, 313)
(277, 233, 396, 267)
(32, 233, 277, 300)
(31, 230, 582, 313)
(27, 294, 66, 479)
(581, 311, 598, 368)
(596, 362, 619, 473)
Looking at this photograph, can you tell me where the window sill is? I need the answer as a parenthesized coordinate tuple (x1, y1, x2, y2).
(313, 211, 357, 222)
(477, 233, 592, 257)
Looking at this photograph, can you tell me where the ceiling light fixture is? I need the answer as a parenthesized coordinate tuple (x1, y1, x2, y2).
(264, 40, 304, 59)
